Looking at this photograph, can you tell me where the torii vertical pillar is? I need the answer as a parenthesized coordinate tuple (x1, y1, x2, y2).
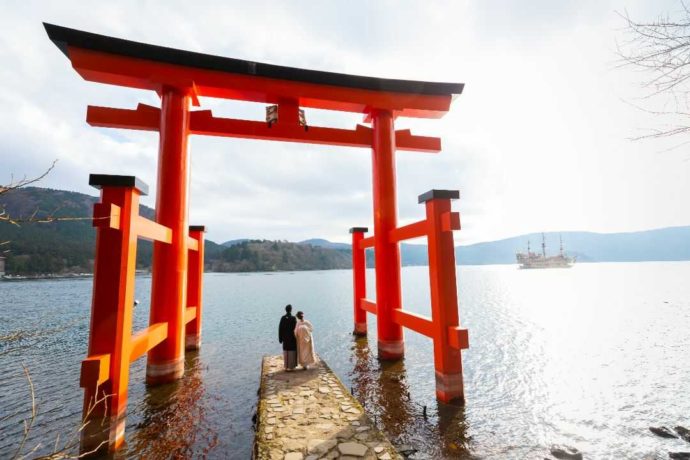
(423, 190, 466, 403)
(350, 227, 368, 336)
(371, 109, 404, 359)
(186, 225, 206, 350)
(80, 178, 144, 453)
(146, 88, 191, 384)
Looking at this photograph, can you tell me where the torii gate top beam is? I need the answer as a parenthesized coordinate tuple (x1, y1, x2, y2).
(44, 23, 463, 119)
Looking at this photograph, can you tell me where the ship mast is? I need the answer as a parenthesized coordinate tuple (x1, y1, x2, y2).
(541, 233, 546, 258)
(559, 234, 564, 256)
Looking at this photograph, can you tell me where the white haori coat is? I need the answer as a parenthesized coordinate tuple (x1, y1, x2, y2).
(294, 319, 317, 368)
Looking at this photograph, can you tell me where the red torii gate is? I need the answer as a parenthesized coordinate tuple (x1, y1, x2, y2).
(44, 23, 468, 453)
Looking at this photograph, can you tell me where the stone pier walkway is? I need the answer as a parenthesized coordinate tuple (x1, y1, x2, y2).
(254, 356, 401, 460)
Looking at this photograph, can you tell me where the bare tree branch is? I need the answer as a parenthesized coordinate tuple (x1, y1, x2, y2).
(0, 161, 58, 197)
(0, 160, 103, 248)
(616, 3, 690, 144)
(12, 365, 37, 460)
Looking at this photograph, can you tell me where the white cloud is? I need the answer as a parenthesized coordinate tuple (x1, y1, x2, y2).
(1, 0, 689, 246)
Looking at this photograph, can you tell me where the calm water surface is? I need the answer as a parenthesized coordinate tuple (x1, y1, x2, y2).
(1, 262, 690, 459)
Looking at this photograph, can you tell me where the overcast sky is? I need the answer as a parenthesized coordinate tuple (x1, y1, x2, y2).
(1, 1, 688, 245)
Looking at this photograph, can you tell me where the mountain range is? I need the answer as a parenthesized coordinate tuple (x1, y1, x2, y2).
(300, 228, 690, 265)
(1, 186, 689, 275)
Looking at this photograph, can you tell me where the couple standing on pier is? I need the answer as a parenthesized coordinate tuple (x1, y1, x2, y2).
(278, 304, 317, 371)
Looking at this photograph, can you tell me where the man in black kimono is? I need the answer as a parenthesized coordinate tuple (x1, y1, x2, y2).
(278, 304, 297, 371)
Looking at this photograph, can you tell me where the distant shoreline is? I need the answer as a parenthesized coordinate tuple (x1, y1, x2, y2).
(1, 273, 94, 281)
(4, 259, 690, 281)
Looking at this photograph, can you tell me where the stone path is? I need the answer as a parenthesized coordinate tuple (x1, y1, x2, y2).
(255, 355, 402, 460)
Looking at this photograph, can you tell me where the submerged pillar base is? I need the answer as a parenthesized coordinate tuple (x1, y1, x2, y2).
(353, 322, 367, 336)
(435, 371, 464, 404)
(80, 409, 126, 456)
(185, 334, 201, 350)
(377, 339, 404, 360)
(146, 357, 184, 385)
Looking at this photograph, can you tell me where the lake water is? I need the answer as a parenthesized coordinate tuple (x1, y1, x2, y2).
(1, 262, 690, 459)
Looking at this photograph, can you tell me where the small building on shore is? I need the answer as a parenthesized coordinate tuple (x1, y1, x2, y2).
(0, 256, 5, 276)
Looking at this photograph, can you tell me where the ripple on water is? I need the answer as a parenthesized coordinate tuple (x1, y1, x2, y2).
(1, 263, 690, 458)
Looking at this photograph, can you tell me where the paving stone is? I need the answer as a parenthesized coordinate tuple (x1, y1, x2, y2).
(336, 426, 356, 439)
(338, 442, 369, 456)
(315, 422, 336, 431)
(256, 356, 400, 460)
(307, 438, 337, 455)
(283, 438, 305, 451)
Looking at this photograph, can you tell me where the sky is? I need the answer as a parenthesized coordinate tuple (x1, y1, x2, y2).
(1, 0, 689, 245)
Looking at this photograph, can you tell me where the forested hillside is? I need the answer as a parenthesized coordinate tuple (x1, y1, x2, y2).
(0, 187, 156, 274)
(210, 240, 351, 272)
(0, 187, 349, 275)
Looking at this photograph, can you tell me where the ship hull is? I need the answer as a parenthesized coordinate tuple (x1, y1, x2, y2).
(518, 261, 573, 269)
(516, 254, 574, 269)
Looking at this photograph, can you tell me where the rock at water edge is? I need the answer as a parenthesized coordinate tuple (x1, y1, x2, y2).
(669, 453, 690, 460)
(550, 444, 583, 460)
(675, 426, 690, 443)
(651, 426, 679, 439)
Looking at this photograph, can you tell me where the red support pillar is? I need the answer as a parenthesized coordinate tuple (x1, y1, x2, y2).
(371, 109, 404, 359)
(80, 175, 147, 453)
(350, 227, 368, 336)
(186, 225, 205, 350)
(421, 189, 467, 404)
(147, 87, 191, 384)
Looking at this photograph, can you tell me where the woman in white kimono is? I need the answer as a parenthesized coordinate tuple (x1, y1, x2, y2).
(294, 311, 317, 370)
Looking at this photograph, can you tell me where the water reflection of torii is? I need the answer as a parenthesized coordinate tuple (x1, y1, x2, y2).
(350, 340, 471, 457)
(44, 22, 468, 453)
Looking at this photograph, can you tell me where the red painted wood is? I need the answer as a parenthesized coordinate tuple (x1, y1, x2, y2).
(425, 197, 466, 404)
(185, 228, 205, 350)
(80, 185, 140, 453)
(68, 47, 454, 118)
(351, 229, 368, 336)
(87, 105, 442, 152)
(146, 89, 190, 385)
(371, 109, 404, 360)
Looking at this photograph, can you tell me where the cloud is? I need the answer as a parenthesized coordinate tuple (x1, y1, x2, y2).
(1, 0, 689, 246)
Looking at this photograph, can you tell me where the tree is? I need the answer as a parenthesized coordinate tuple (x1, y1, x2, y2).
(618, 3, 690, 140)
